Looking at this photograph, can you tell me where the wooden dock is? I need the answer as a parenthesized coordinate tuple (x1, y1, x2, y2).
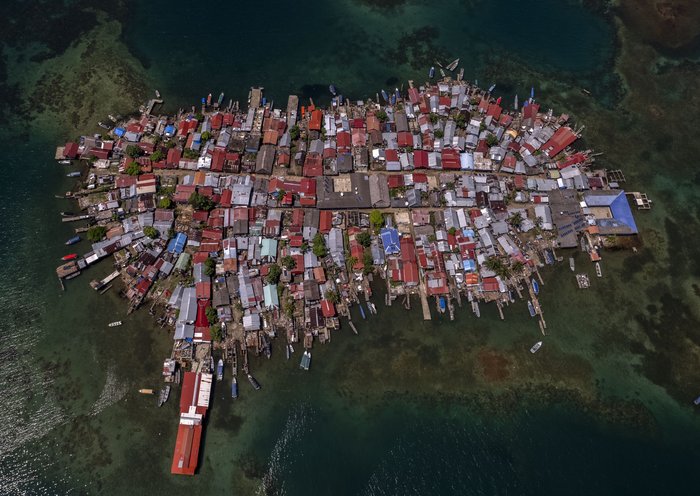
(626, 192, 652, 210)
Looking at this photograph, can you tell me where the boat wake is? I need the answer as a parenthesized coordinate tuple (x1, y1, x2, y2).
(256, 403, 314, 496)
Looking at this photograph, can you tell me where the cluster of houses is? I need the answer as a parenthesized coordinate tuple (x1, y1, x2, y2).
(55, 78, 640, 362)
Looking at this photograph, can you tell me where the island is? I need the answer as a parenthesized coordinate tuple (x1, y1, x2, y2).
(54, 69, 647, 476)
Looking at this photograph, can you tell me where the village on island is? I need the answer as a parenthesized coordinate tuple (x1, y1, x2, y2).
(54, 61, 647, 476)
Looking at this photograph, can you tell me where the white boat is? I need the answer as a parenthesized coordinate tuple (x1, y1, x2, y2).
(569, 257, 575, 272)
(530, 341, 543, 354)
(446, 58, 459, 71)
(595, 262, 602, 278)
(108, 321, 122, 327)
(58, 159, 71, 165)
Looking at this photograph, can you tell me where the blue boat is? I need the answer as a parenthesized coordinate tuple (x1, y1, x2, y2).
(359, 304, 366, 319)
(390, 94, 396, 106)
(300, 351, 311, 371)
(329, 84, 337, 96)
(527, 300, 536, 317)
(66, 171, 81, 178)
(338, 94, 344, 105)
(532, 279, 539, 295)
(439, 297, 446, 311)
(429, 66, 435, 78)
(231, 377, 238, 399)
(694, 395, 700, 405)
(65, 235, 81, 246)
(394, 88, 401, 101)
(381, 89, 389, 102)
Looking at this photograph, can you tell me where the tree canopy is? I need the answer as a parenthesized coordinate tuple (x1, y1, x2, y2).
(143, 226, 159, 239)
(312, 232, 327, 258)
(188, 191, 215, 211)
(266, 264, 282, 284)
(125, 161, 140, 176)
(87, 225, 107, 242)
(158, 197, 172, 209)
(281, 255, 296, 270)
(125, 144, 142, 159)
(356, 231, 371, 248)
(204, 257, 216, 277)
(150, 149, 164, 163)
(370, 210, 384, 230)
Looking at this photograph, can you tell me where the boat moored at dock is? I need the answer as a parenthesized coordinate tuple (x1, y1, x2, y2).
(595, 262, 602, 278)
(231, 377, 238, 399)
(65, 235, 81, 245)
(300, 351, 311, 371)
(527, 300, 536, 317)
(62, 253, 77, 261)
(531, 279, 539, 295)
(216, 358, 224, 381)
(157, 385, 171, 407)
(569, 257, 575, 271)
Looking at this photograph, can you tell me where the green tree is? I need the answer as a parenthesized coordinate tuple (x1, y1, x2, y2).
(300, 241, 309, 253)
(183, 148, 199, 160)
(283, 297, 295, 318)
(210, 323, 223, 342)
(143, 226, 159, 239)
(125, 161, 140, 176)
(289, 125, 300, 140)
(376, 110, 388, 122)
(356, 231, 371, 248)
(312, 232, 327, 258)
(370, 210, 384, 230)
(508, 212, 523, 229)
(511, 261, 525, 274)
(188, 191, 215, 211)
(87, 225, 107, 242)
(206, 306, 219, 325)
(195, 113, 204, 122)
(486, 134, 499, 147)
(324, 290, 339, 304)
(267, 264, 282, 284)
(434, 129, 444, 139)
(150, 149, 165, 162)
(363, 251, 374, 274)
(429, 113, 439, 124)
(125, 145, 142, 158)
(281, 255, 296, 270)
(204, 257, 216, 277)
(158, 197, 173, 209)
(201, 131, 212, 142)
(347, 256, 358, 269)
(447, 227, 457, 236)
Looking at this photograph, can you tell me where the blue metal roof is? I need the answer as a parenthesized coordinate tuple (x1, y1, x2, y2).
(167, 232, 188, 254)
(380, 228, 400, 255)
(114, 127, 125, 137)
(585, 190, 638, 234)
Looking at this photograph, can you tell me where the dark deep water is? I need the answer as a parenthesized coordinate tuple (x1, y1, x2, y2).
(2, 0, 700, 494)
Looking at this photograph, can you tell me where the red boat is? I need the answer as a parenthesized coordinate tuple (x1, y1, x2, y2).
(61, 253, 78, 261)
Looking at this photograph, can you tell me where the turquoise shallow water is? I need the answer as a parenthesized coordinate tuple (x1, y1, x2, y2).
(1, 0, 700, 494)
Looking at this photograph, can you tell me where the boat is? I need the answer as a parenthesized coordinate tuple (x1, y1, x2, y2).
(216, 358, 224, 381)
(338, 94, 344, 105)
(395, 88, 401, 101)
(66, 171, 81, 178)
(58, 159, 71, 165)
(217, 91, 224, 106)
(247, 373, 261, 390)
(694, 395, 700, 405)
(231, 377, 238, 399)
(157, 385, 171, 407)
(209, 356, 215, 373)
(457, 68, 464, 81)
(530, 341, 543, 354)
(329, 84, 337, 96)
(108, 321, 122, 327)
(155, 89, 161, 99)
(569, 257, 575, 272)
(206, 93, 212, 106)
(138, 388, 154, 395)
(300, 351, 311, 371)
(65, 235, 81, 245)
(61, 253, 77, 261)
(288, 343, 294, 354)
(527, 300, 536, 317)
(488, 83, 496, 93)
(439, 68, 446, 77)
(446, 58, 459, 71)
(286, 345, 290, 360)
(97, 121, 111, 130)
(381, 89, 389, 102)
(429, 66, 435, 78)
(595, 262, 602, 278)
(532, 279, 539, 295)
(368, 301, 377, 315)
(359, 304, 366, 320)
(107, 114, 118, 122)
(60, 211, 73, 217)
(514, 94, 519, 110)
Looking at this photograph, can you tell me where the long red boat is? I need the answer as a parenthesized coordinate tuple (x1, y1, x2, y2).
(61, 253, 78, 261)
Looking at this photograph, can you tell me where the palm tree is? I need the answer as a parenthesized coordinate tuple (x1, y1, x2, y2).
(508, 212, 523, 229)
